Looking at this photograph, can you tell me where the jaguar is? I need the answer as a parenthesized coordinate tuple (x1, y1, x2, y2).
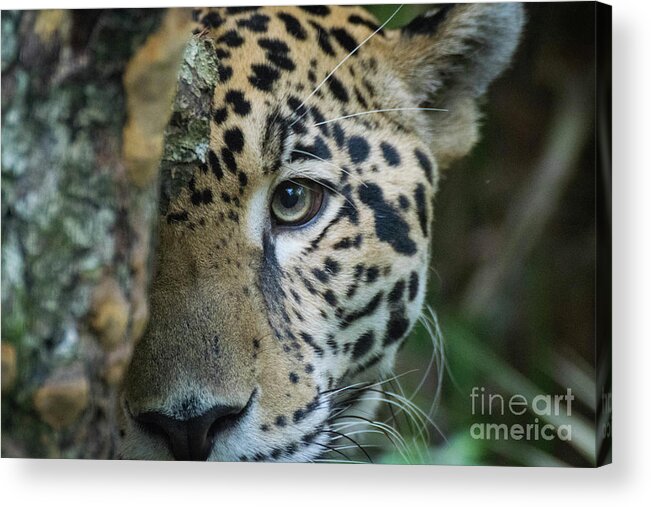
(119, 3, 524, 462)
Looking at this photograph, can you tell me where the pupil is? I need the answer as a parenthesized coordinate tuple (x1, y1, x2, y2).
(280, 184, 303, 209)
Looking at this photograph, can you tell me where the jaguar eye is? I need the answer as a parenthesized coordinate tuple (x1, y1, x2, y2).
(270, 179, 325, 227)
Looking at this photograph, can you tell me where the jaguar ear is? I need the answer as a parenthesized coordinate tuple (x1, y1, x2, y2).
(391, 3, 525, 168)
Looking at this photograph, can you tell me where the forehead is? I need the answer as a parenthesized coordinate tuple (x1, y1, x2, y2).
(195, 6, 388, 171)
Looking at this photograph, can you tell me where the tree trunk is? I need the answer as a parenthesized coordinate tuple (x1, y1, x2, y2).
(1, 8, 194, 458)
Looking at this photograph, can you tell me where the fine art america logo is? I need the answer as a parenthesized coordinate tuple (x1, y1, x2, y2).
(470, 386, 574, 442)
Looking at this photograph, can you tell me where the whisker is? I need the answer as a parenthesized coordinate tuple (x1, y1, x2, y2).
(322, 369, 418, 400)
(363, 394, 430, 443)
(420, 306, 447, 419)
(290, 4, 405, 127)
(312, 440, 355, 463)
(331, 444, 382, 451)
(332, 414, 410, 458)
(324, 429, 373, 463)
(314, 107, 448, 126)
(329, 428, 386, 442)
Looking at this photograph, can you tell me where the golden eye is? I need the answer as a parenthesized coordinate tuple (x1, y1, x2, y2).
(270, 179, 324, 227)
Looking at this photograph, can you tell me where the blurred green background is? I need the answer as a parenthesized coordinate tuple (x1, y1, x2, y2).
(364, 3, 599, 467)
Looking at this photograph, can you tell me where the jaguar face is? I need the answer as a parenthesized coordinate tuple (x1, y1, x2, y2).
(119, 4, 524, 462)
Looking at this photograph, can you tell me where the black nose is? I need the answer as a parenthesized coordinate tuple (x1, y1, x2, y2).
(134, 403, 245, 461)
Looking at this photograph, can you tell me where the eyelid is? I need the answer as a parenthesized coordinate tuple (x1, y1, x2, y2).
(276, 159, 343, 195)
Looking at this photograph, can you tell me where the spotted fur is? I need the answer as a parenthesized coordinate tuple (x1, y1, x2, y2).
(120, 4, 524, 462)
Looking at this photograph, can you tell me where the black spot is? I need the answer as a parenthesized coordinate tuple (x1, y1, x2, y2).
(380, 142, 401, 166)
(225, 7, 259, 14)
(287, 95, 303, 113)
(209, 150, 223, 179)
(224, 127, 245, 153)
(348, 14, 382, 34)
(403, 5, 454, 36)
(324, 257, 340, 275)
(333, 123, 346, 148)
(217, 63, 233, 83)
(309, 107, 329, 136)
(408, 271, 419, 301)
(366, 266, 379, 283)
(415, 148, 434, 183)
(289, 372, 299, 384)
(339, 194, 358, 225)
(384, 309, 410, 346)
(310, 21, 335, 56)
(414, 183, 428, 237)
(258, 38, 290, 53)
(267, 52, 295, 71)
(353, 86, 369, 109)
(334, 237, 352, 249)
(213, 106, 228, 124)
(312, 268, 329, 283)
(301, 275, 317, 294)
(300, 6, 331, 16)
(313, 136, 332, 160)
(258, 38, 295, 71)
(330, 27, 358, 54)
(201, 12, 223, 29)
(215, 48, 231, 60)
(352, 331, 375, 360)
(225, 90, 251, 115)
(327, 75, 349, 103)
(307, 69, 317, 83)
(358, 183, 417, 255)
(341, 291, 384, 328)
(249, 63, 280, 91)
(290, 289, 302, 304)
(324, 290, 337, 307)
(285, 443, 298, 456)
(221, 147, 238, 173)
(300, 332, 324, 356)
(293, 409, 306, 423)
(389, 280, 406, 304)
(237, 14, 270, 32)
(218, 30, 245, 47)
(277, 12, 307, 40)
(238, 171, 248, 188)
(347, 136, 370, 164)
(294, 137, 332, 162)
(167, 211, 188, 224)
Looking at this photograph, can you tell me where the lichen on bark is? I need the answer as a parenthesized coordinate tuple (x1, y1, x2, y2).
(158, 35, 220, 216)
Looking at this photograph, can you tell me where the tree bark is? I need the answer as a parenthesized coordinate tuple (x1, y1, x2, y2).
(1, 8, 193, 458)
